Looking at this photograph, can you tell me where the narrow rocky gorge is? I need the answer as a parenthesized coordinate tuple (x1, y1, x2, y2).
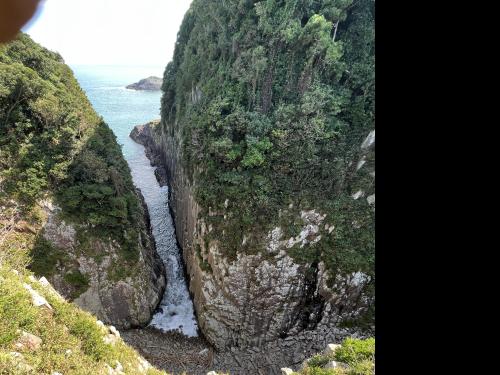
(125, 130, 198, 337)
(1, 0, 375, 373)
(128, 121, 374, 374)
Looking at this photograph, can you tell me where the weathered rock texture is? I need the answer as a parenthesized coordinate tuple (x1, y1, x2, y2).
(131, 122, 374, 355)
(126, 76, 163, 91)
(122, 324, 359, 375)
(40, 191, 166, 329)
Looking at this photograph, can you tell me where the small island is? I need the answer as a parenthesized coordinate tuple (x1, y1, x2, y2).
(126, 76, 162, 91)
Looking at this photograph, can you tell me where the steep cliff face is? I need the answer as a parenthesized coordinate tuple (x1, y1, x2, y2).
(137, 0, 374, 352)
(0, 34, 165, 328)
(133, 120, 373, 351)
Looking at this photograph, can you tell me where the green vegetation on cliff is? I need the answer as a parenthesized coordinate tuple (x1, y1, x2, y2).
(160, 0, 374, 304)
(0, 34, 146, 270)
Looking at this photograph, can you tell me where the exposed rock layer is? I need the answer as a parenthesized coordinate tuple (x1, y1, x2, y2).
(130, 122, 373, 357)
(41, 191, 166, 329)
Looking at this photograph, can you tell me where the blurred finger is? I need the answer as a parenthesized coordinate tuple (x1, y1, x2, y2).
(0, 0, 41, 43)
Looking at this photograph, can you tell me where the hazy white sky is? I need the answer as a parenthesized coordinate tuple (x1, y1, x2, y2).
(23, 0, 193, 66)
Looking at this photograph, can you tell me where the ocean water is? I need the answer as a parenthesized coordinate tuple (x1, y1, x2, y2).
(72, 65, 199, 337)
(71, 65, 163, 158)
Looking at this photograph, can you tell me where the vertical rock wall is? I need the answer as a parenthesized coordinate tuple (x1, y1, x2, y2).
(130, 122, 374, 351)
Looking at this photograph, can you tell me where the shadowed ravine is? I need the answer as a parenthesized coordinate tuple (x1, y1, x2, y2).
(71, 65, 198, 337)
(128, 145, 198, 337)
(70, 66, 217, 374)
(124, 141, 216, 375)
(71, 65, 318, 375)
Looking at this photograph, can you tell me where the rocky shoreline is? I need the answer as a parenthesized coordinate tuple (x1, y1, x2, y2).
(122, 320, 364, 375)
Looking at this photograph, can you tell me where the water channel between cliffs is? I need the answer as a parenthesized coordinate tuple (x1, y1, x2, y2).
(71, 65, 199, 338)
(72, 66, 306, 374)
(128, 141, 199, 337)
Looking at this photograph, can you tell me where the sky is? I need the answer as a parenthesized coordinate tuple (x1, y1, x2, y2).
(23, 0, 193, 66)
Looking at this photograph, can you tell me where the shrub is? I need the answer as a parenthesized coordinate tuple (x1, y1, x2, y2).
(334, 337, 375, 367)
(63, 270, 90, 298)
(299, 338, 375, 375)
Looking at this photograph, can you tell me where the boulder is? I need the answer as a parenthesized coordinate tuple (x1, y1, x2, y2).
(367, 194, 375, 205)
(324, 360, 348, 369)
(109, 325, 120, 338)
(7, 352, 34, 372)
(14, 331, 43, 351)
(361, 130, 375, 150)
(23, 283, 52, 310)
(323, 343, 342, 356)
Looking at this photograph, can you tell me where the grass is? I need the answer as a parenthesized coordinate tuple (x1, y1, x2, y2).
(297, 337, 375, 375)
(107, 259, 131, 282)
(0, 264, 169, 374)
(334, 338, 375, 368)
(307, 354, 333, 368)
(0, 203, 169, 374)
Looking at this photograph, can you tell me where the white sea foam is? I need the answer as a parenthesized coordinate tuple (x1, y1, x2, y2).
(129, 154, 198, 337)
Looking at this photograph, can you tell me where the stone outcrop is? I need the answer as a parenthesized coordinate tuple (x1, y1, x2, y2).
(39, 191, 166, 329)
(23, 282, 52, 310)
(123, 323, 361, 375)
(130, 121, 374, 360)
(14, 331, 43, 352)
(130, 120, 168, 186)
(126, 76, 163, 91)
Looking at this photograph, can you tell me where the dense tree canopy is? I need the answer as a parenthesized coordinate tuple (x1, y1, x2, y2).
(161, 0, 375, 282)
(0, 34, 143, 258)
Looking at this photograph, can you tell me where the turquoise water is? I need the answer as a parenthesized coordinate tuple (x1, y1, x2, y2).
(72, 65, 199, 337)
(71, 65, 163, 158)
